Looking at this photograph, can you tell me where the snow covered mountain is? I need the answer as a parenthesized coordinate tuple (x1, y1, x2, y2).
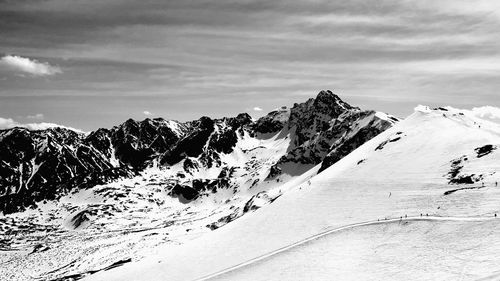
(84, 105, 500, 281)
(0, 90, 396, 214)
(0, 90, 397, 280)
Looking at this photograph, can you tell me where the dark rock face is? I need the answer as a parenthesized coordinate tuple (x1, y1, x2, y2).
(475, 144, 497, 158)
(228, 113, 253, 128)
(169, 184, 199, 202)
(169, 178, 230, 203)
(0, 128, 133, 214)
(266, 91, 398, 176)
(243, 192, 275, 213)
(208, 123, 238, 154)
(447, 154, 485, 185)
(161, 117, 214, 165)
(252, 106, 289, 134)
(0, 118, 186, 214)
(320, 122, 391, 172)
(288, 90, 356, 145)
(111, 118, 184, 169)
(0, 90, 397, 214)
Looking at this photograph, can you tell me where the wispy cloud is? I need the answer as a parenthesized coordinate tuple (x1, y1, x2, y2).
(1, 0, 500, 129)
(26, 113, 44, 120)
(253, 107, 263, 111)
(0, 116, 83, 132)
(0, 55, 62, 76)
(0, 117, 17, 130)
(143, 111, 153, 116)
(471, 106, 500, 123)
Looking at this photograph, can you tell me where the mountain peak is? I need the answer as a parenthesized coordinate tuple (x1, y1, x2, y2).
(316, 89, 337, 99)
(314, 90, 355, 111)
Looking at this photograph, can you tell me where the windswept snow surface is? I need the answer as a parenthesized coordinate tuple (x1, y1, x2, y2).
(87, 106, 500, 281)
(213, 219, 500, 281)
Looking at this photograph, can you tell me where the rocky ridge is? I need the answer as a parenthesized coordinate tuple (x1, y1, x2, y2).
(0, 90, 397, 214)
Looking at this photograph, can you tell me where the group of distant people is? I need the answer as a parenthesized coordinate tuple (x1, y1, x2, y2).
(380, 181, 500, 220)
(377, 212, 498, 222)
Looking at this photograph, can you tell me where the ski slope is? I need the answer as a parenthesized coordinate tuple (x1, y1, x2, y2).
(87, 106, 500, 281)
(212, 218, 500, 281)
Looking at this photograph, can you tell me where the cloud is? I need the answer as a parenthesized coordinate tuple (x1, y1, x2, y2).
(0, 117, 17, 129)
(470, 106, 500, 123)
(143, 110, 153, 116)
(1, 0, 500, 124)
(26, 113, 44, 120)
(0, 117, 84, 132)
(0, 55, 62, 76)
(253, 107, 263, 111)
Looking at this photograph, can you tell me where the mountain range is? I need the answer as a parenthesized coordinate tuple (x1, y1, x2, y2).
(2, 91, 499, 281)
(0, 90, 396, 214)
(88, 103, 500, 281)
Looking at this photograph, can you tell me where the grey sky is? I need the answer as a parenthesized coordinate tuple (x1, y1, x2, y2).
(1, 0, 499, 131)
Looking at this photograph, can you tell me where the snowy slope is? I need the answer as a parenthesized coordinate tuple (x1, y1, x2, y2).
(86, 105, 500, 281)
(0, 129, 292, 281)
(1, 91, 400, 281)
(214, 219, 500, 281)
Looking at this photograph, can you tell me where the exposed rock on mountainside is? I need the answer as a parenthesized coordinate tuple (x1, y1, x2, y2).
(0, 91, 397, 214)
(108, 118, 186, 169)
(268, 90, 398, 175)
(0, 127, 132, 214)
(82, 104, 500, 281)
(251, 106, 289, 134)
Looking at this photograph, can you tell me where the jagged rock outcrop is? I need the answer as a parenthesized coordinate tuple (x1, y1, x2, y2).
(0, 127, 132, 214)
(318, 110, 398, 172)
(0, 90, 397, 214)
(264, 90, 398, 177)
(160, 117, 215, 165)
(251, 106, 289, 134)
(110, 118, 186, 169)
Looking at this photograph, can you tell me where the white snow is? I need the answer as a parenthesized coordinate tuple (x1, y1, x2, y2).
(3, 105, 500, 281)
(374, 111, 398, 123)
(213, 218, 500, 281)
(166, 120, 184, 137)
(86, 105, 500, 281)
(0, 120, 301, 281)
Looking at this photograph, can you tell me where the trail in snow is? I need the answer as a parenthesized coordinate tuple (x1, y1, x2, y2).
(195, 215, 497, 281)
(81, 106, 500, 281)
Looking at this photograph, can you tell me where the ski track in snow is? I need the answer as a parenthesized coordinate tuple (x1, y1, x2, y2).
(195, 215, 496, 281)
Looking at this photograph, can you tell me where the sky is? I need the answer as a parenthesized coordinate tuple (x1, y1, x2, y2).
(1, 0, 500, 131)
